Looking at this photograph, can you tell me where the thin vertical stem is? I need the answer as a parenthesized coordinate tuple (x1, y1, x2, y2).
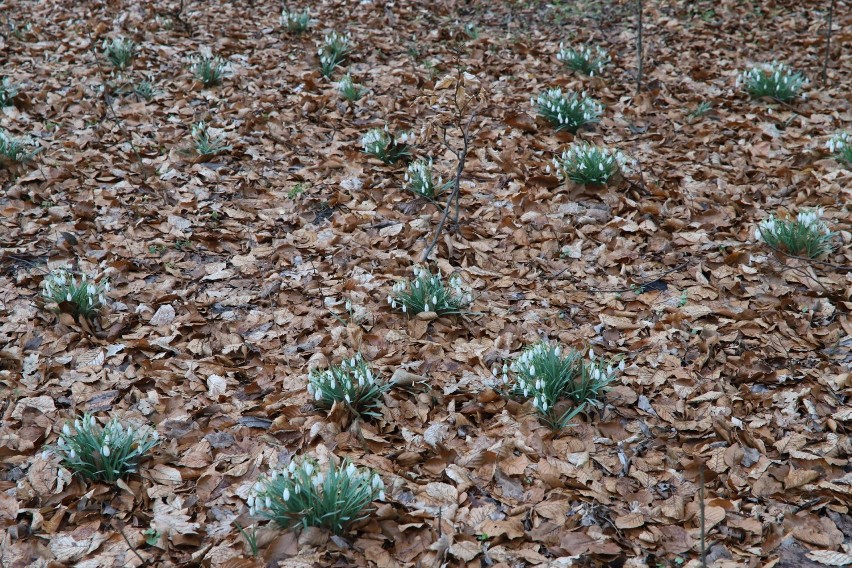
(822, 0, 836, 85)
(636, 0, 644, 94)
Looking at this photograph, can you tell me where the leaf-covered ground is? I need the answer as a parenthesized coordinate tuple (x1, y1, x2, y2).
(1, 0, 851, 566)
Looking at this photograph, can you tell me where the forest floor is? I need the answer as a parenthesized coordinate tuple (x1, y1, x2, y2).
(1, 0, 851, 567)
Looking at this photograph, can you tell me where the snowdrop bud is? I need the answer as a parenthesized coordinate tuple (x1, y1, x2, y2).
(402, 304, 407, 313)
(265, 496, 272, 509)
(423, 303, 430, 312)
(69, 449, 76, 459)
(344, 393, 351, 403)
(282, 487, 290, 501)
(102, 445, 111, 457)
(66, 293, 72, 302)
(529, 365, 536, 377)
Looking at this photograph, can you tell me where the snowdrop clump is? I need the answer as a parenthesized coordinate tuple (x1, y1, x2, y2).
(826, 131, 852, 166)
(403, 158, 443, 198)
(556, 43, 610, 76)
(191, 121, 232, 157)
(736, 62, 808, 102)
(247, 457, 385, 534)
(0, 76, 21, 107)
(361, 126, 411, 164)
(102, 36, 136, 70)
(754, 208, 834, 259)
(41, 267, 109, 319)
(308, 353, 389, 418)
(318, 30, 352, 77)
(50, 413, 159, 484)
(499, 343, 623, 429)
(534, 88, 603, 133)
(337, 73, 366, 101)
(553, 142, 635, 186)
(280, 9, 310, 33)
(388, 266, 472, 316)
(0, 128, 37, 164)
(190, 54, 229, 87)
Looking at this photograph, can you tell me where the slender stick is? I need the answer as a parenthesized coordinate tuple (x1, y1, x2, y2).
(699, 463, 706, 567)
(636, 0, 643, 94)
(822, 0, 836, 85)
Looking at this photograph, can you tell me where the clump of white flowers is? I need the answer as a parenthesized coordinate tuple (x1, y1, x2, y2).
(0, 128, 37, 164)
(498, 343, 623, 429)
(102, 36, 136, 70)
(191, 121, 232, 157)
(754, 208, 834, 259)
(0, 76, 20, 107)
(337, 73, 366, 102)
(308, 353, 389, 419)
(50, 413, 159, 484)
(388, 266, 472, 316)
(404, 158, 444, 199)
(41, 267, 109, 319)
(736, 62, 808, 102)
(318, 30, 352, 78)
(248, 456, 385, 535)
(280, 8, 310, 33)
(361, 126, 412, 164)
(826, 131, 852, 166)
(190, 53, 229, 87)
(534, 88, 603, 133)
(553, 142, 634, 186)
(556, 43, 610, 76)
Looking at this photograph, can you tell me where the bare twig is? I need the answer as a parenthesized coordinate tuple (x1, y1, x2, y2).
(114, 519, 150, 566)
(699, 463, 707, 567)
(762, 243, 852, 272)
(421, 63, 481, 262)
(822, 0, 836, 85)
(636, 0, 643, 94)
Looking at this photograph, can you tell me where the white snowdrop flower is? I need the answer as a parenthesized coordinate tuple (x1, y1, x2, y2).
(344, 393, 351, 403)
(307, 383, 314, 396)
(431, 295, 437, 306)
(402, 304, 407, 313)
(378, 490, 385, 501)
(346, 463, 358, 477)
(529, 365, 536, 377)
(288, 461, 297, 473)
(312, 473, 324, 487)
(58, 437, 66, 448)
(62, 424, 71, 437)
(66, 293, 72, 302)
(265, 496, 272, 509)
(69, 448, 76, 459)
(423, 303, 430, 312)
(102, 445, 111, 457)
(282, 487, 290, 501)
